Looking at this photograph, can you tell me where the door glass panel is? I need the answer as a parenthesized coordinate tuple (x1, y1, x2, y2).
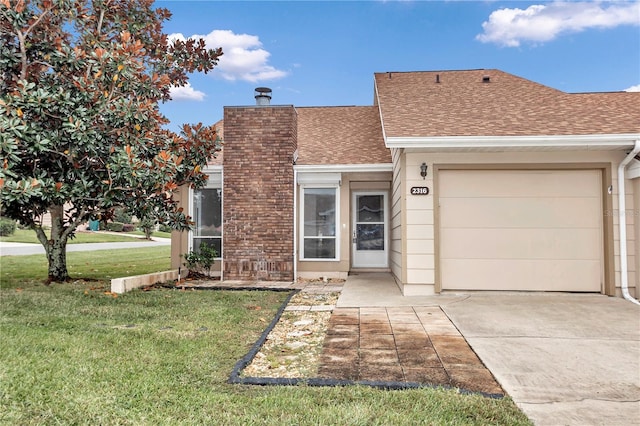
(357, 195, 383, 222)
(356, 224, 384, 250)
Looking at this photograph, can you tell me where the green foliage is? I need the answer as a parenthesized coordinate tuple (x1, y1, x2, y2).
(0, 217, 17, 236)
(158, 223, 173, 233)
(138, 217, 157, 239)
(183, 242, 217, 278)
(113, 207, 132, 224)
(106, 222, 124, 232)
(0, 0, 223, 281)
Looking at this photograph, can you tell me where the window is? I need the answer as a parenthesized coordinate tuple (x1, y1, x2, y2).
(301, 187, 338, 260)
(192, 175, 222, 258)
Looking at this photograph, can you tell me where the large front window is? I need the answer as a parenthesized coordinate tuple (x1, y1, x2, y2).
(192, 187, 222, 258)
(301, 187, 338, 260)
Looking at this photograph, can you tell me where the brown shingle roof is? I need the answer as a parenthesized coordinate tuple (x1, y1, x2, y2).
(375, 69, 640, 138)
(206, 119, 224, 166)
(296, 106, 390, 165)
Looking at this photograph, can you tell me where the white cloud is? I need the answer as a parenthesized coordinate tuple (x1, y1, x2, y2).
(625, 84, 640, 92)
(168, 30, 288, 82)
(477, 1, 640, 47)
(169, 82, 206, 101)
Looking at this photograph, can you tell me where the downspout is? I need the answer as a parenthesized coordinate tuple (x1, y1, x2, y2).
(293, 168, 298, 282)
(617, 140, 640, 305)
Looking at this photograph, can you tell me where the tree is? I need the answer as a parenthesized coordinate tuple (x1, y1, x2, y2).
(0, 0, 223, 282)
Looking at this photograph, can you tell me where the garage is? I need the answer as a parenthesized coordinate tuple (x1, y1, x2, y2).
(438, 169, 604, 292)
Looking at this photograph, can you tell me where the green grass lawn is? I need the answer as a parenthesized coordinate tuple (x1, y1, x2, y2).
(126, 230, 172, 239)
(1, 246, 172, 285)
(0, 252, 532, 425)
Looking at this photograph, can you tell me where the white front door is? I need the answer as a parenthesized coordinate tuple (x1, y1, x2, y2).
(352, 191, 388, 268)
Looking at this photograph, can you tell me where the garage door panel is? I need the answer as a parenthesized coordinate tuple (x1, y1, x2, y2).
(441, 259, 601, 292)
(438, 169, 603, 292)
(441, 228, 601, 260)
(439, 170, 601, 198)
(441, 197, 601, 229)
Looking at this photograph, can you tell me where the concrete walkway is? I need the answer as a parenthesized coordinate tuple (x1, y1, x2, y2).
(338, 273, 640, 426)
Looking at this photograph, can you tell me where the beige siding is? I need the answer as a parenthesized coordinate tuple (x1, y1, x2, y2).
(390, 148, 405, 283)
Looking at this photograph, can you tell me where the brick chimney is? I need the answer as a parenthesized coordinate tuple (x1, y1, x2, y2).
(222, 97, 297, 281)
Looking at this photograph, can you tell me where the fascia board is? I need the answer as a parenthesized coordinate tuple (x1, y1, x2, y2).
(294, 164, 393, 173)
(385, 134, 640, 149)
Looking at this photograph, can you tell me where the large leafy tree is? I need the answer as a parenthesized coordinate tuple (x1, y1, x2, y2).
(0, 0, 223, 282)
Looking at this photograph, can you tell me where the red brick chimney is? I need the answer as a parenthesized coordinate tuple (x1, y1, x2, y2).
(222, 95, 297, 281)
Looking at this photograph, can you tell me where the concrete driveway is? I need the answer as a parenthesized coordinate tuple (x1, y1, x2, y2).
(442, 294, 640, 426)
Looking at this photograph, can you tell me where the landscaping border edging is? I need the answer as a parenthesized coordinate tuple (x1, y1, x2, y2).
(111, 269, 180, 294)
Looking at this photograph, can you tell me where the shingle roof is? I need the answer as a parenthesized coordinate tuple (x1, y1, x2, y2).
(296, 106, 390, 165)
(206, 119, 224, 166)
(375, 69, 640, 138)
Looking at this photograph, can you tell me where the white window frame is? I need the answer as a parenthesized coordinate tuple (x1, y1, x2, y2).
(189, 170, 223, 260)
(299, 184, 340, 261)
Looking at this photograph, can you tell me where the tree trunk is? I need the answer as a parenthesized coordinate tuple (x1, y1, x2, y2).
(36, 204, 71, 283)
(45, 236, 69, 283)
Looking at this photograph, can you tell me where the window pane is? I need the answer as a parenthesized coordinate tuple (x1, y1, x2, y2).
(193, 238, 221, 258)
(303, 188, 336, 237)
(193, 188, 222, 237)
(356, 224, 384, 251)
(357, 195, 383, 223)
(304, 238, 336, 259)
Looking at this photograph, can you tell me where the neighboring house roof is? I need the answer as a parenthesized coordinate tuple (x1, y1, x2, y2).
(296, 106, 390, 165)
(206, 119, 224, 166)
(374, 69, 640, 138)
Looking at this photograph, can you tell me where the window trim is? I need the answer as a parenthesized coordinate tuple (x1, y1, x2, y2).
(189, 171, 223, 260)
(299, 184, 340, 261)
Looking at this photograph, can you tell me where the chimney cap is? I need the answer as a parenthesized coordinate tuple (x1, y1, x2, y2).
(254, 87, 272, 105)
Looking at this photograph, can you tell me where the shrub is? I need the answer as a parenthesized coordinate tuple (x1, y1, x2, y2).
(106, 222, 124, 232)
(158, 223, 172, 233)
(0, 217, 17, 236)
(113, 207, 132, 225)
(138, 218, 156, 239)
(122, 223, 135, 232)
(183, 243, 217, 278)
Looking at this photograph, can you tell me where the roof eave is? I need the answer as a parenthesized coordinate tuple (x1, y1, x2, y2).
(294, 163, 393, 173)
(384, 134, 640, 150)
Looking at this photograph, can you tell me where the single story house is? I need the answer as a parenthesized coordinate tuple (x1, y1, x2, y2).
(171, 69, 640, 299)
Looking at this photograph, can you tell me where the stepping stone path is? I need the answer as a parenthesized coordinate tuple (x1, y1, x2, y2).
(317, 306, 504, 395)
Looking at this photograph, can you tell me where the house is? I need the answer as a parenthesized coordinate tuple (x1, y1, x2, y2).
(171, 69, 640, 299)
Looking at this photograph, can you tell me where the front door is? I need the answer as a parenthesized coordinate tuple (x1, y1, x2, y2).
(352, 191, 388, 268)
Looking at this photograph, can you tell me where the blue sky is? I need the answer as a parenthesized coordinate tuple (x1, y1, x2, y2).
(156, 1, 640, 132)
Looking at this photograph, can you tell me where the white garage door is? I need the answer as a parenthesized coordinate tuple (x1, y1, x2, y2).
(439, 169, 603, 292)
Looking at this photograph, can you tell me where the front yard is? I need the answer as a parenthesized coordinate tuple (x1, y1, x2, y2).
(0, 252, 531, 425)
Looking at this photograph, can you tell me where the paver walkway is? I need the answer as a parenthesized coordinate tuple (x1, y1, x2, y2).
(317, 306, 504, 395)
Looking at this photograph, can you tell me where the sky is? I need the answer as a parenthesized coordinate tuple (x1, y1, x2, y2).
(156, 0, 640, 132)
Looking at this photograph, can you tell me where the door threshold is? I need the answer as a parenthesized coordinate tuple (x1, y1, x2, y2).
(349, 268, 391, 274)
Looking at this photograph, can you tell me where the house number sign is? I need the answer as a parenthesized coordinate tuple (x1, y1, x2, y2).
(411, 187, 430, 195)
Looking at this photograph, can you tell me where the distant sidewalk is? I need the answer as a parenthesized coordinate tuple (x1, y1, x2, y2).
(0, 237, 170, 257)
